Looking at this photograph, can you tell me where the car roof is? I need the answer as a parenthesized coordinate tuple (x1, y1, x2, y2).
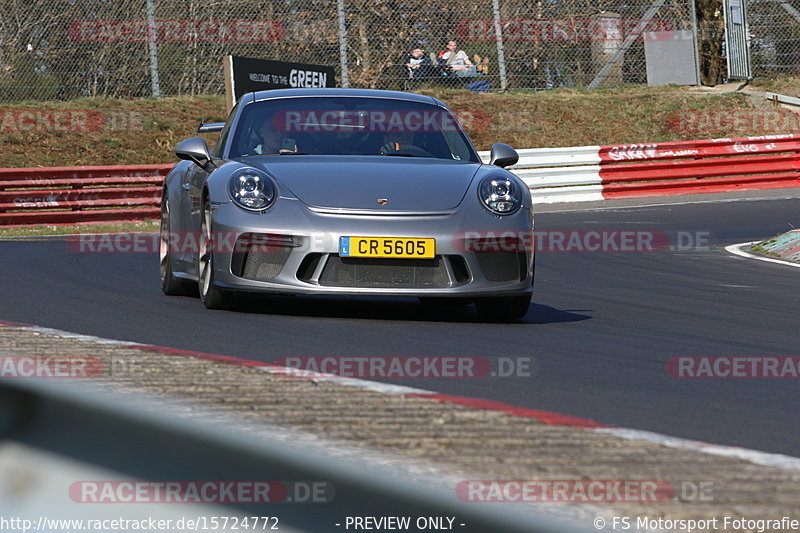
(249, 88, 445, 107)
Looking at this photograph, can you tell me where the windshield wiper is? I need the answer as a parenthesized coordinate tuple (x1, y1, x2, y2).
(380, 152, 424, 157)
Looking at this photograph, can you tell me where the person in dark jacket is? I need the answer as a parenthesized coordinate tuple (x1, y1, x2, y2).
(404, 47, 434, 80)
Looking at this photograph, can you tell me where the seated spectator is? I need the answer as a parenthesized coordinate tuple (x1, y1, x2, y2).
(440, 39, 479, 78)
(404, 47, 433, 80)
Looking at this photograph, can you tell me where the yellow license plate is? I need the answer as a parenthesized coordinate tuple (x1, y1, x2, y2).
(339, 237, 435, 259)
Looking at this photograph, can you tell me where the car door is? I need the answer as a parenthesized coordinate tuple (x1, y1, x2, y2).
(185, 118, 234, 273)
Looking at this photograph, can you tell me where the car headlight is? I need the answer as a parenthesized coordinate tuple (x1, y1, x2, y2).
(228, 168, 276, 211)
(478, 175, 525, 215)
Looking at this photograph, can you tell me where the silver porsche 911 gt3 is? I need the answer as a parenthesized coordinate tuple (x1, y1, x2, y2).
(160, 88, 534, 321)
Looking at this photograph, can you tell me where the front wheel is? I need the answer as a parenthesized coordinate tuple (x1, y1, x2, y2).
(198, 199, 231, 310)
(475, 294, 531, 322)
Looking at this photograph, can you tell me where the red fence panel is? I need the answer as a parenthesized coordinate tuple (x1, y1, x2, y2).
(0, 208, 161, 226)
(0, 164, 173, 226)
(599, 135, 800, 199)
(598, 134, 800, 162)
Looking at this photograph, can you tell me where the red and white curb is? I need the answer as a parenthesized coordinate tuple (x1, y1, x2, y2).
(2, 319, 800, 472)
(725, 242, 800, 269)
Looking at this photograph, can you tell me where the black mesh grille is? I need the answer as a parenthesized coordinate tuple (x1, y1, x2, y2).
(241, 248, 291, 280)
(319, 256, 450, 288)
(475, 252, 522, 282)
(233, 234, 294, 281)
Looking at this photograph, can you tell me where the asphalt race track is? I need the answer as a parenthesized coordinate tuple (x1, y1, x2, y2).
(1, 196, 799, 456)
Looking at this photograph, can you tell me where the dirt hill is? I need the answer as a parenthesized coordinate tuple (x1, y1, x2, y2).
(1, 78, 798, 167)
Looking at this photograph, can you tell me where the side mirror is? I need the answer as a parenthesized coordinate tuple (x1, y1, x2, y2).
(197, 121, 225, 134)
(176, 137, 213, 169)
(489, 143, 519, 168)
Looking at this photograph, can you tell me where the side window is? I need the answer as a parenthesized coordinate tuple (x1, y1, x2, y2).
(209, 105, 238, 158)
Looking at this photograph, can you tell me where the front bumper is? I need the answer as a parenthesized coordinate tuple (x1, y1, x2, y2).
(209, 199, 534, 297)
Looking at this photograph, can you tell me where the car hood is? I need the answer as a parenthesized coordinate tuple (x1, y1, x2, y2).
(247, 156, 482, 212)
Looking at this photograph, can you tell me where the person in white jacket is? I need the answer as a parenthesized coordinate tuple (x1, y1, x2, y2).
(440, 40, 478, 77)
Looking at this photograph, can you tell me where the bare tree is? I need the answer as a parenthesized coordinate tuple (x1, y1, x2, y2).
(695, 0, 726, 85)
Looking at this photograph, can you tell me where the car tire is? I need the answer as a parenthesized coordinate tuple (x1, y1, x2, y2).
(160, 191, 195, 296)
(198, 198, 231, 310)
(475, 293, 531, 322)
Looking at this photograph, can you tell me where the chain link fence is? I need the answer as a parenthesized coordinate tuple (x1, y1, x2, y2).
(750, 0, 800, 76)
(1, 0, 799, 101)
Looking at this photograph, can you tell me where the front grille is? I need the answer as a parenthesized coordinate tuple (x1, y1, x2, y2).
(475, 252, 524, 282)
(232, 233, 293, 281)
(241, 248, 292, 280)
(296, 253, 323, 282)
(448, 255, 470, 283)
(319, 256, 450, 288)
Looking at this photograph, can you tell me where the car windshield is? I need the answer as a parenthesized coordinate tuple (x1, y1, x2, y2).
(229, 96, 479, 162)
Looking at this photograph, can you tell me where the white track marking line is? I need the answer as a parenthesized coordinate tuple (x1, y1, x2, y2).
(596, 428, 800, 471)
(17, 324, 144, 346)
(255, 366, 433, 395)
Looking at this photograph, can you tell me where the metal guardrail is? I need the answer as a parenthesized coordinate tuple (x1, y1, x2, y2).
(766, 92, 800, 108)
(4, 133, 797, 223)
(0, 165, 170, 226)
(598, 135, 800, 199)
(0, 378, 586, 533)
(480, 133, 800, 204)
(478, 148, 605, 204)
